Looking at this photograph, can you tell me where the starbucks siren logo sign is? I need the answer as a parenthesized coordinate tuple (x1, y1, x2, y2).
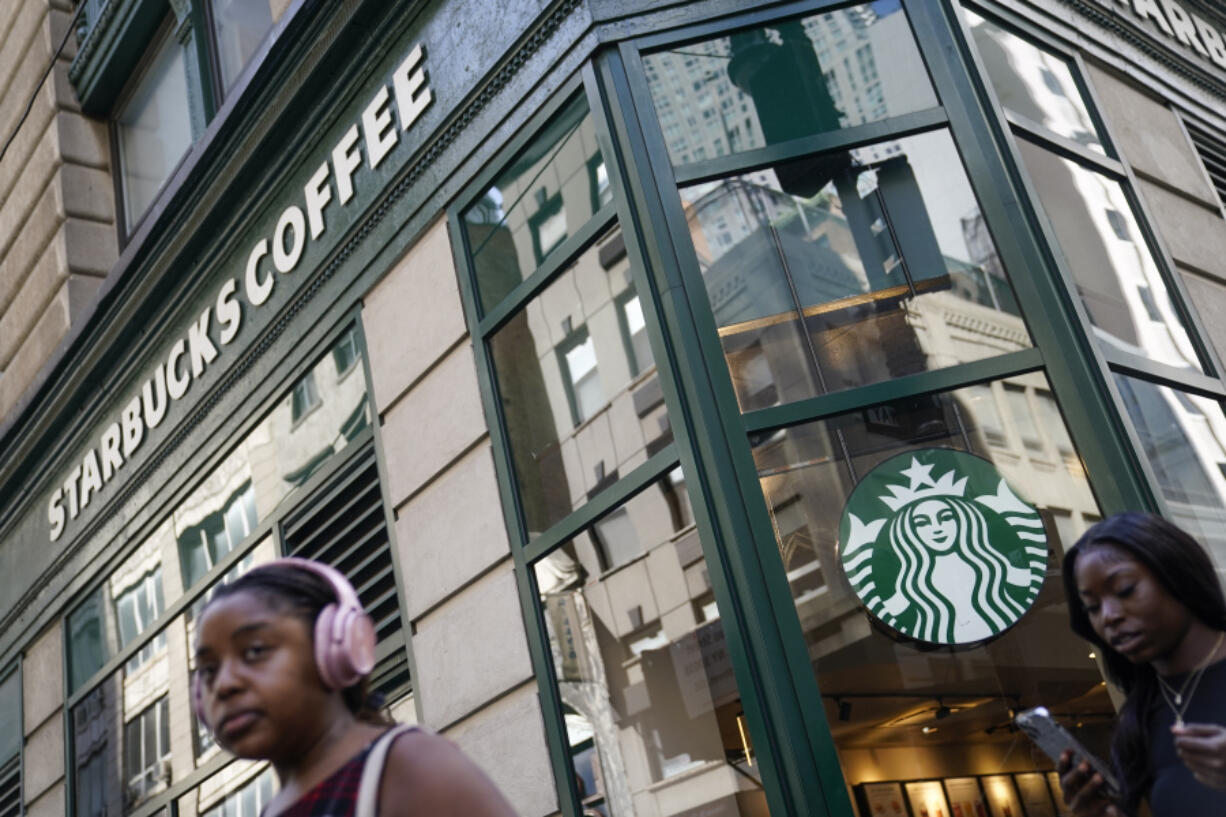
(839, 449, 1047, 646)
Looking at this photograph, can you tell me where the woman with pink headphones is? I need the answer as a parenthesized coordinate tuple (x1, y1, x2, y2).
(193, 558, 518, 817)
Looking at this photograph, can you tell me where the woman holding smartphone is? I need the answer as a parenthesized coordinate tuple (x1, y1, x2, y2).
(1060, 512, 1226, 816)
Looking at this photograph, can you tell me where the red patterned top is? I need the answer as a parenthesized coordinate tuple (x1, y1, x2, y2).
(266, 738, 373, 817)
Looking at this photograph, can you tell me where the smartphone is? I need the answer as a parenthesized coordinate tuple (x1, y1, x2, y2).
(1014, 707, 1121, 801)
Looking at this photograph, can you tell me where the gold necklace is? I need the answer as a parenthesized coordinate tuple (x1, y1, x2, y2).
(1156, 630, 1225, 727)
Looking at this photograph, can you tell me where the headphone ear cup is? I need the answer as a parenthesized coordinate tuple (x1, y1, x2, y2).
(314, 602, 341, 690)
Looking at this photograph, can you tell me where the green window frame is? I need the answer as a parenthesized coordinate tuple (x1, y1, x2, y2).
(959, 0, 1226, 535)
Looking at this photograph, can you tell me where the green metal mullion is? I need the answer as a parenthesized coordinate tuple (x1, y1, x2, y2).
(521, 443, 679, 564)
(1007, 115, 1127, 179)
(672, 107, 949, 185)
(476, 205, 620, 337)
(743, 348, 1044, 433)
(447, 161, 583, 817)
(1105, 353, 1226, 399)
(515, 550, 587, 817)
(187, 0, 219, 121)
(608, 41, 846, 817)
(916, 0, 1157, 514)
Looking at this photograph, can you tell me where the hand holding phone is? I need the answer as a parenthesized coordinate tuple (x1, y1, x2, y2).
(1015, 707, 1121, 804)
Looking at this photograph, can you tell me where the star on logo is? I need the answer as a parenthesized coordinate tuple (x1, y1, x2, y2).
(879, 456, 968, 512)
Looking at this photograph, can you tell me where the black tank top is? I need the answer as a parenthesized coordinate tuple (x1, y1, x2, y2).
(1146, 658, 1226, 816)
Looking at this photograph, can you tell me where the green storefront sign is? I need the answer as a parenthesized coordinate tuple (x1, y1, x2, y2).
(840, 450, 1048, 646)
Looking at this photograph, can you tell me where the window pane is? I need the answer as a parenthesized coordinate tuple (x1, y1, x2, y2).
(68, 335, 368, 695)
(1114, 374, 1226, 565)
(490, 228, 671, 538)
(751, 374, 1109, 798)
(178, 764, 277, 817)
(70, 540, 278, 814)
(534, 469, 770, 817)
(683, 129, 1030, 411)
(964, 9, 1105, 153)
(644, 3, 937, 166)
(209, 0, 276, 94)
(118, 32, 194, 229)
(463, 96, 607, 313)
(1016, 139, 1204, 373)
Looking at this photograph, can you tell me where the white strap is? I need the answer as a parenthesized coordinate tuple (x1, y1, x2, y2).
(355, 725, 419, 817)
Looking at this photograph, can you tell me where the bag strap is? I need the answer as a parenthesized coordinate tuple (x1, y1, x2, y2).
(355, 724, 420, 817)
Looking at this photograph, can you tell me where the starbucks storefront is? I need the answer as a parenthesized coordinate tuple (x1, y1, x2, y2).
(445, 1, 1226, 815)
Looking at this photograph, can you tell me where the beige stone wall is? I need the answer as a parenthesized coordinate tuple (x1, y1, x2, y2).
(362, 217, 559, 817)
(22, 624, 64, 813)
(1085, 62, 1226, 364)
(0, 0, 117, 426)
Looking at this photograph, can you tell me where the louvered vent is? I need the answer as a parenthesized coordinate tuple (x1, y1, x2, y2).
(0, 756, 19, 817)
(280, 444, 410, 702)
(1187, 121, 1226, 210)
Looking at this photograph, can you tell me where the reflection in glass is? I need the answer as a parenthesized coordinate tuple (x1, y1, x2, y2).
(117, 32, 194, 229)
(1016, 140, 1204, 373)
(71, 540, 277, 817)
(490, 229, 671, 538)
(178, 762, 276, 817)
(1114, 375, 1226, 560)
(644, 3, 937, 166)
(683, 130, 1029, 411)
(535, 470, 769, 817)
(68, 332, 369, 699)
(752, 375, 1107, 790)
(463, 96, 608, 312)
(209, 0, 276, 94)
(964, 9, 1105, 153)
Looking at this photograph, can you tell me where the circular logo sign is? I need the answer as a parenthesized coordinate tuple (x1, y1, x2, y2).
(839, 449, 1047, 646)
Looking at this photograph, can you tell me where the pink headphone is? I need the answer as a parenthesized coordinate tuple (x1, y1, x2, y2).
(193, 557, 377, 730)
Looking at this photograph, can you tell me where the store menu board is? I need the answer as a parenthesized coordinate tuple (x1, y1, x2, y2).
(1014, 773, 1056, 817)
(944, 777, 989, 817)
(982, 775, 1024, 817)
(861, 782, 908, 817)
(1045, 772, 1072, 817)
(905, 779, 952, 817)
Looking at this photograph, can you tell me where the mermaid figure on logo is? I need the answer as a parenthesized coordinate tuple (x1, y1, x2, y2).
(887, 495, 1032, 643)
(841, 453, 1047, 646)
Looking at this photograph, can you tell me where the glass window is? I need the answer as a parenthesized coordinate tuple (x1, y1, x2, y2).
(68, 331, 370, 695)
(963, 9, 1105, 153)
(1113, 374, 1226, 561)
(1016, 139, 1204, 373)
(117, 29, 195, 230)
(179, 764, 276, 817)
(208, 0, 276, 94)
(124, 696, 172, 803)
(618, 290, 654, 377)
(70, 537, 278, 817)
(1004, 383, 1043, 454)
(489, 229, 671, 538)
(643, 3, 938, 166)
(682, 129, 1031, 411)
(534, 469, 770, 817)
(752, 374, 1109, 798)
(463, 96, 609, 313)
